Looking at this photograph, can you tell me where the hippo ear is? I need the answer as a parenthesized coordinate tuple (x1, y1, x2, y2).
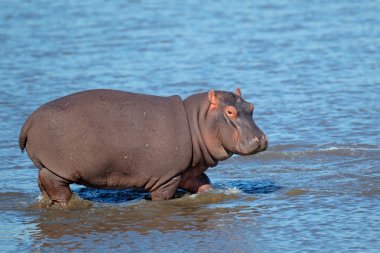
(235, 88, 241, 97)
(208, 90, 218, 105)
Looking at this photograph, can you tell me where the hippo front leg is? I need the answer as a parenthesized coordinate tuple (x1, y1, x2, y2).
(179, 173, 212, 194)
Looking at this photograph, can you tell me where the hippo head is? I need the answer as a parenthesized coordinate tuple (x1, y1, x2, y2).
(200, 88, 268, 160)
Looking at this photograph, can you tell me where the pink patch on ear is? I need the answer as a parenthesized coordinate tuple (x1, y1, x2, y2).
(250, 103, 254, 113)
(235, 88, 241, 97)
(208, 90, 218, 106)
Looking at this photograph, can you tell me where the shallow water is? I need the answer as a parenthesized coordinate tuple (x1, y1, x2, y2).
(1, 0, 379, 252)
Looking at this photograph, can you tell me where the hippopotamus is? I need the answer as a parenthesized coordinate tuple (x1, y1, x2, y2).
(19, 88, 268, 206)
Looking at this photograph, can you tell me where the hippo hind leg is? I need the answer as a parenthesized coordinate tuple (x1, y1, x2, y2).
(151, 176, 182, 200)
(38, 167, 72, 207)
(37, 174, 52, 206)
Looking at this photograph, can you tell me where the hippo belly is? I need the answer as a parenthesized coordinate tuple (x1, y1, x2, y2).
(24, 89, 192, 191)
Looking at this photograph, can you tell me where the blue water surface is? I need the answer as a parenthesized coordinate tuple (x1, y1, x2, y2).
(0, 1, 379, 252)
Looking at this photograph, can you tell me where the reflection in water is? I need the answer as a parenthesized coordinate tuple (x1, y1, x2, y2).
(22, 180, 276, 249)
(73, 179, 281, 204)
(25, 188, 260, 251)
(76, 187, 149, 203)
(25, 181, 273, 252)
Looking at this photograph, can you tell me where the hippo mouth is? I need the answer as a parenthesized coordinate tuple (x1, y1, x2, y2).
(236, 135, 268, 156)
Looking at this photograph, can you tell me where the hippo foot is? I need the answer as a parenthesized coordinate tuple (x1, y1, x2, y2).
(179, 173, 212, 194)
(197, 183, 212, 193)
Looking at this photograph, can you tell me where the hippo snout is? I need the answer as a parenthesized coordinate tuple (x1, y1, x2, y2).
(237, 134, 268, 155)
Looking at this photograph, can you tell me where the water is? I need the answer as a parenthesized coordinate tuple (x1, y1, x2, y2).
(1, 0, 379, 252)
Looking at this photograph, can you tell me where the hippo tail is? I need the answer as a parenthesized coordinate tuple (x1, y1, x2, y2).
(19, 115, 32, 152)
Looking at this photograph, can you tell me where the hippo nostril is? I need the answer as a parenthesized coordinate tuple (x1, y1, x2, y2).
(246, 136, 260, 146)
(259, 135, 268, 151)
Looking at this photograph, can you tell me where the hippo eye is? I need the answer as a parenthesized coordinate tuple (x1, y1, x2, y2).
(224, 106, 238, 119)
